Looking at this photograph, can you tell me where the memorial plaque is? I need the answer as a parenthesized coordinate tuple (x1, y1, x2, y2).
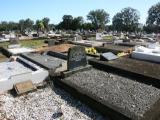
(14, 80, 35, 95)
(100, 52, 118, 61)
(67, 46, 87, 70)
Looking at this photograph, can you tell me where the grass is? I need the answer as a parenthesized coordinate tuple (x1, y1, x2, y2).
(0, 39, 46, 48)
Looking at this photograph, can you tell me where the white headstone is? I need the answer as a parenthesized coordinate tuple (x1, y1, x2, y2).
(96, 33, 103, 40)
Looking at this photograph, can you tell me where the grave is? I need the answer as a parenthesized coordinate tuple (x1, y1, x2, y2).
(21, 52, 67, 73)
(0, 57, 49, 93)
(7, 47, 35, 55)
(55, 68, 160, 120)
(131, 43, 160, 63)
(36, 44, 75, 53)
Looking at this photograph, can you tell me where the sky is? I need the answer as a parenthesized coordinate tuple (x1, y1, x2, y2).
(0, 0, 159, 25)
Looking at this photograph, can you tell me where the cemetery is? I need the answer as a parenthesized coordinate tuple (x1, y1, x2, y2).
(0, 33, 160, 119)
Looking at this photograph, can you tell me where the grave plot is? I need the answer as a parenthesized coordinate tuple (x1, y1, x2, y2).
(55, 68, 160, 120)
(0, 57, 49, 93)
(89, 57, 160, 87)
(51, 46, 160, 120)
(95, 44, 133, 54)
(20, 51, 68, 75)
(7, 47, 35, 55)
(70, 40, 105, 47)
(36, 43, 75, 53)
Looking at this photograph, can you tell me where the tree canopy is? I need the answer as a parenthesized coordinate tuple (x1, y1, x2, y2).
(87, 9, 109, 30)
(112, 7, 140, 32)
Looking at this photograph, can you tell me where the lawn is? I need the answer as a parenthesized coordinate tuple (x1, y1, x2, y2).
(0, 39, 46, 48)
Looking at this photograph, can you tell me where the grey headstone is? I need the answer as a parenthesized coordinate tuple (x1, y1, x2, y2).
(10, 38, 19, 45)
(100, 52, 118, 61)
(48, 40, 56, 46)
(67, 46, 87, 70)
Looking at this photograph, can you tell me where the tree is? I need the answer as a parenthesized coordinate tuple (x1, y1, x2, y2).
(147, 2, 160, 26)
(87, 9, 109, 30)
(42, 17, 50, 32)
(82, 23, 94, 30)
(146, 2, 160, 33)
(61, 15, 73, 30)
(35, 20, 44, 32)
(112, 7, 140, 32)
(71, 16, 84, 30)
(18, 19, 25, 33)
(24, 18, 34, 32)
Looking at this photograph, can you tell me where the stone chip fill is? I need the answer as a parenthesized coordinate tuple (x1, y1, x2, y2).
(0, 83, 105, 120)
(60, 68, 160, 120)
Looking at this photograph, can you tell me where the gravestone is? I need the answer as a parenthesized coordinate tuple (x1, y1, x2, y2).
(96, 33, 103, 40)
(100, 52, 118, 61)
(48, 40, 56, 46)
(67, 46, 87, 70)
(10, 38, 19, 45)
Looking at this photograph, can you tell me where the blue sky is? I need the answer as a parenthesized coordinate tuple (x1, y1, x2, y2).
(0, 0, 159, 24)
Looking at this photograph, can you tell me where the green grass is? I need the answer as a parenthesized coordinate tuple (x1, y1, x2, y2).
(0, 39, 46, 48)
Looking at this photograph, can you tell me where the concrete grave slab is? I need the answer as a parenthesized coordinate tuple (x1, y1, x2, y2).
(7, 47, 35, 55)
(0, 57, 49, 93)
(21, 52, 67, 74)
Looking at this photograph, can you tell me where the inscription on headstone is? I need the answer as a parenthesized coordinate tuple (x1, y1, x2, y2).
(67, 46, 87, 70)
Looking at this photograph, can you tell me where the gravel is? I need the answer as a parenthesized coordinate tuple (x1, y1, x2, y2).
(62, 68, 160, 119)
(0, 83, 105, 120)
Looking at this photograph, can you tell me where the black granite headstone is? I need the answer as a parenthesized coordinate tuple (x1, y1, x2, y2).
(67, 46, 87, 70)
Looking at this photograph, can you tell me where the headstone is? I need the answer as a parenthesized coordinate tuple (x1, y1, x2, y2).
(157, 34, 160, 42)
(67, 46, 87, 70)
(48, 40, 56, 46)
(74, 34, 82, 41)
(14, 80, 35, 95)
(10, 38, 19, 45)
(100, 52, 118, 61)
(96, 33, 103, 40)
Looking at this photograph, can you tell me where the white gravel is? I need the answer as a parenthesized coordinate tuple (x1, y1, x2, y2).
(0, 82, 105, 120)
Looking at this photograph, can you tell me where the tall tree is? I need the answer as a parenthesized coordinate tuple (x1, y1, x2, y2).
(71, 16, 84, 30)
(24, 18, 34, 32)
(18, 19, 25, 33)
(61, 15, 73, 30)
(35, 20, 44, 32)
(112, 7, 140, 32)
(42, 17, 50, 32)
(146, 2, 160, 33)
(87, 9, 109, 30)
(147, 2, 160, 26)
